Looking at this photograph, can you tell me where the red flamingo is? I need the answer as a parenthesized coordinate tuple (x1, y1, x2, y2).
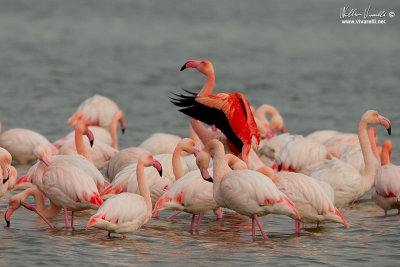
(171, 60, 260, 163)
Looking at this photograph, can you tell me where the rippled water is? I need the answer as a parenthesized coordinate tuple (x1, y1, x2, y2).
(1, 0, 400, 265)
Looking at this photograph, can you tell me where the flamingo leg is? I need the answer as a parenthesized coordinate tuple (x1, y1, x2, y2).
(253, 214, 268, 241)
(64, 208, 69, 229)
(20, 202, 55, 229)
(316, 222, 320, 228)
(252, 217, 256, 241)
(71, 211, 74, 228)
(302, 222, 305, 229)
(195, 214, 203, 231)
(107, 232, 111, 238)
(167, 211, 183, 219)
(295, 220, 300, 234)
(189, 214, 196, 231)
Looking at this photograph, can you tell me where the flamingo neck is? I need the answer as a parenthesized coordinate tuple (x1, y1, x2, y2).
(110, 111, 124, 149)
(190, 118, 218, 145)
(75, 128, 91, 161)
(368, 128, 380, 164)
(198, 72, 214, 97)
(136, 161, 152, 222)
(359, 122, 379, 188)
(21, 187, 61, 218)
(381, 144, 391, 166)
(257, 166, 277, 184)
(255, 105, 277, 122)
(189, 125, 204, 148)
(172, 144, 184, 180)
(209, 141, 228, 193)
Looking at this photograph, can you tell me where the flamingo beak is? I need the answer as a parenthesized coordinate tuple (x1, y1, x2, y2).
(193, 148, 200, 157)
(153, 159, 163, 177)
(200, 167, 213, 183)
(378, 115, 391, 135)
(121, 127, 125, 134)
(41, 156, 51, 167)
(2, 168, 9, 184)
(180, 60, 202, 71)
(87, 130, 95, 147)
(4, 206, 13, 227)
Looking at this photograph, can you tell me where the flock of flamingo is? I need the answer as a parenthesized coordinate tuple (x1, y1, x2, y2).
(0, 59, 397, 241)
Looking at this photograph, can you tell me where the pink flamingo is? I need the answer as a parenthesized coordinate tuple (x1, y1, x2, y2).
(172, 60, 260, 163)
(196, 139, 300, 241)
(6, 145, 104, 228)
(255, 104, 286, 139)
(68, 94, 124, 131)
(105, 147, 149, 182)
(309, 110, 391, 207)
(257, 167, 348, 233)
(306, 130, 340, 144)
(55, 110, 126, 150)
(0, 147, 14, 198)
(0, 121, 58, 164)
(87, 153, 162, 238)
(371, 140, 400, 215)
(59, 121, 118, 170)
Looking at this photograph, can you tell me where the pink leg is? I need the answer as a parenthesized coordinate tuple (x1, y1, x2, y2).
(253, 214, 268, 241)
(213, 207, 223, 219)
(123, 235, 126, 239)
(20, 202, 55, 229)
(316, 222, 320, 228)
(71, 211, 74, 228)
(295, 220, 300, 234)
(167, 210, 183, 219)
(385, 210, 387, 216)
(195, 214, 203, 231)
(189, 214, 196, 231)
(64, 208, 69, 229)
(252, 217, 256, 241)
(107, 232, 111, 238)
(302, 222, 304, 229)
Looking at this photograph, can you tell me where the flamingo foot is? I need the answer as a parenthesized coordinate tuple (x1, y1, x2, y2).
(253, 214, 268, 241)
(189, 214, 196, 231)
(167, 210, 183, 219)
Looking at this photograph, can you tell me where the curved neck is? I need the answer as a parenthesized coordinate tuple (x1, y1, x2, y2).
(136, 161, 152, 222)
(189, 125, 204, 148)
(255, 105, 277, 122)
(110, 110, 124, 149)
(22, 187, 61, 218)
(209, 141, 228, 192)
(75, 128, 91, 161)
(172, 143, 184, 180)
(368, 128, 380, 164)
(198, 72, 215, 96)
(359, 122, 378, 183)
(257, 166, 277, 184)
(190, 118, 218, 144)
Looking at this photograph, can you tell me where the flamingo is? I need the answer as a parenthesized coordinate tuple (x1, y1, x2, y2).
(59, 121, 118, 170)
(196, 139, 300, 241)
(6, 145, 104, 228)
(309, 110, 391, 207)
(55, 110, 126, 149)
(306, 130, 340, 144)
(0, 121, 58, 164)
(255, 104, 286, 139)
(87, 153, 162, 238)
(171, 60, 260, 163)
(257, 167, 348, 232)
(68, 94, 124, 131)
(105, 147, 149, 182)
(371, 140, 400, 216)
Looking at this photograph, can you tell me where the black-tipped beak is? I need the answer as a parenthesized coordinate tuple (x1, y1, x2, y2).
(180, 63, 187, 71)
(122, 128, 125, 134)
(204, 177, 213, 183)
(3, 177, 9, 184)
(278, 163, 282, 172)
(387, 126, 391, 135)
(5, 219, 10, 227)
(158, 169, 162, 177)
(90, 139, 94, 147)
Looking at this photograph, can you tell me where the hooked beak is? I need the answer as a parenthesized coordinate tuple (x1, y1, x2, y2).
(4, 206, 13, 227)
(2, 168, 10, 184)
(41, 156, 51, 167)
(378, 115, 391, 135)
(200, 167, 213, 183)
(193, 148, 200, 157)
(153, 159, 163, 176)
(87, 130, 94, 147)
(121, 127, 125, 134)
(180, 60, 202, 71)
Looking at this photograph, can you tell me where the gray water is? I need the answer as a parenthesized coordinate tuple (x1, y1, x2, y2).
(1, 0, 400, 265)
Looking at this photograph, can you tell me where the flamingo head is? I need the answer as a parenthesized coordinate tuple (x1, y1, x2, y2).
(153, 159, 163, 177)
(0, 147, 12, 184)
(180, 60, 214, 76)
(179, 138, 199, 157)
(34, 144, 52, 167)
(4, 193, 24, 227)
(76, 122, 95, 147)
(364, 110, 391, 135)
